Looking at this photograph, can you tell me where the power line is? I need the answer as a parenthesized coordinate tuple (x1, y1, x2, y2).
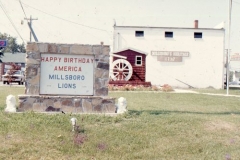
(0, 21, 29, 42)
(24, 16, 38, 42)
(0, 0, 25, 44)
(19, 0, 38, 42)
(19, 0, 28, 19)
(19, 1, 111, 34)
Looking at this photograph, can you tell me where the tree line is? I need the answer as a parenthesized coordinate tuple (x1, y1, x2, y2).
(0, 32, 26, 62)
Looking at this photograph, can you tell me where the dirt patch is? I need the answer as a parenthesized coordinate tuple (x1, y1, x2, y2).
(205, 120, 237, 131)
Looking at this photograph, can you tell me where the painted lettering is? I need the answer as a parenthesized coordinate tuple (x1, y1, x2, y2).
(63, 57, 93, 63)
(49, 74, 85, 80)
(54, 66, 81, 72)
(41, 56, 61, 62)
(65, 75, 85, 80)
(49, 74, 65, 80)
(164, 57, 175, 61)
(49, 74, 54, 79)
(58, 83, 76, 89)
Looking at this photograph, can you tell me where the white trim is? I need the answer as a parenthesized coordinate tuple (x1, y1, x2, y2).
(109, 54, 127, 59)
(114, 25, 224, 31)
(135, 56, 142, 66)
(113, 47, 148, 55)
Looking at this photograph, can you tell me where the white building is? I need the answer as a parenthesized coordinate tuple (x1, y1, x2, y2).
(112, 21, 225, 89)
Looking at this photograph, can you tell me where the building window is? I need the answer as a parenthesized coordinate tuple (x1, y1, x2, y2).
(135, 31, 144, 37)
(135, 56, 142, 66)
(165, 32, 173, 38)
(194, 32, 202, 38)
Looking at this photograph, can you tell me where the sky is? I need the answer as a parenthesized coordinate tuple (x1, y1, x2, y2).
(0, 0, 240, 54)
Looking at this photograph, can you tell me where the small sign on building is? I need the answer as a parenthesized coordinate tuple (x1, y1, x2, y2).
(231, 53, 240, 61)
(151, 51, 190, 62)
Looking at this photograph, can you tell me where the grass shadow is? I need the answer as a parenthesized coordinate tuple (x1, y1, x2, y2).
(128, 109, 240, 116)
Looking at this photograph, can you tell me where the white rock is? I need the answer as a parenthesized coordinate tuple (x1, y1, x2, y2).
(5, 95, 17, 112)
(70, 117, 77, 131)
(116, 97, 127, 113)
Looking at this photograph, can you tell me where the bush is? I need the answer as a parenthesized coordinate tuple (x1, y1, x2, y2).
(161, 84, 174, 92)
(108, 84, 167, 91)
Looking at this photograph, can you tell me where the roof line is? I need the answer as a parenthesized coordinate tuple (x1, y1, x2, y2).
(113, 47, 148, 55)
(114, 25, 224, 30)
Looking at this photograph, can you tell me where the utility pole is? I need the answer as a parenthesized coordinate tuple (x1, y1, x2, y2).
(24, 15, 38, 42)
(227, 0, 232, 95)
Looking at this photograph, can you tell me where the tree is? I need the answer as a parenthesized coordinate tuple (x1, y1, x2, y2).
(0, 47, 4, 63)
(0, 32, 26, 54)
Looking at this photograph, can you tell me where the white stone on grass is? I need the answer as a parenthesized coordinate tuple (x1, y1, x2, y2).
(70, 117, 77, 132)
(5, 95, 17, 112)
(116, 97, 127, 113)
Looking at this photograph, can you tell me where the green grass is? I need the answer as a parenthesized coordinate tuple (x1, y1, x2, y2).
(1, 86, 240, 159)
(193, 88, 240, 95)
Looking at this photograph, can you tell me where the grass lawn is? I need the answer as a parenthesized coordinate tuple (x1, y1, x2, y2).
(193, 88, 240, 95)
(0, 86, 240, 159)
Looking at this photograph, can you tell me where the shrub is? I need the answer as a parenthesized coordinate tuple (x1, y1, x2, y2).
(151, 85, 160, 91)
(161, 84, 174, 92)
(108, 84, 165, 91)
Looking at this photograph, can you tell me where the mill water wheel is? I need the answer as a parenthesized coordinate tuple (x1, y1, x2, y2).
(110, 59, 133, 81)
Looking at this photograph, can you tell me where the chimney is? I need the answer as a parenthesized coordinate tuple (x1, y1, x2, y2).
(100, 42, 104, 45)
(194, 20, 198, 28)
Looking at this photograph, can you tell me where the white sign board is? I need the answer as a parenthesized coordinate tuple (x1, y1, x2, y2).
(40, 53, 94, 95)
